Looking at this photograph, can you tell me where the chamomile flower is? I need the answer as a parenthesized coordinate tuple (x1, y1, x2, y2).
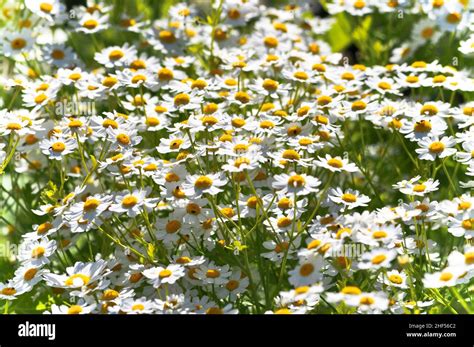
(43, 259, 108, 289)
(272, 172, 321, 196)
(358, 249, 397, 270)
(328, 188, 371, 210)
(415, 135, 456, 161)
(395, 177, 440, 196)
(40, 136, 77, 160)
(109, 189, 158, 217)
(25, 0, 62, 22)
(423, 267, 465, 288)
(288, 254, 324, 287)
(315, 154, 358, 173)
(143, 265, 185, 287)
(182, 173, 228, 198)
(195, 263, 232, 285)
(49, 300, 97, 314)
(19, 238, 56, 266)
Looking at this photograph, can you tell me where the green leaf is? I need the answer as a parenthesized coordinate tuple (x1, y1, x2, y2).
(326, 14, 352, 52)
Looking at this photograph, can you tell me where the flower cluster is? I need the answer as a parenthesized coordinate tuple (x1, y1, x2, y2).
(0, 0, 473, 314)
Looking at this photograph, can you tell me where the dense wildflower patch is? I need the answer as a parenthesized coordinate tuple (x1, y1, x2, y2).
(0, 0, 473, 314)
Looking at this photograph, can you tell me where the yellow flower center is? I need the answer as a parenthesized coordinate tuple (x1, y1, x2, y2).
(259, 120, 275, 129)
(40, 3, 53, 13)
(202, 116, 218, 126)
(432, 75, 446, 83)
(102, 289, 119, 300)
(146, 117, 160, 127)
(67, 305, 83, 314)
(130, 59, 146, 70)
(406, 75, 419, 83)
(83, 19, 99, 30)
(307, 239, 321, 250)
(378, 81, 391, 90)
(83, 198, 100, 211)
(228, 8, 240, 19)
(11, 38, 27, 49)
(122, 195, 138, 208)
(131, 74, 146, 84)
(341, 286, 361, 295)
(439, 272, 453, 282)
(414, 120, 432, 133)
(157, 68, 174, 81)
(413, 184, 426, 192)
(462, 219, 473, 230)
(68, 119, 83, 128)
(351, 100, 367, 111)
(165, 220, 181, 233)
(458, 201, 471, 210)
(287, 125, 302, 136)
(294, 71, 308, 80)
(389, 274, 403, 284)
(235, 91, 251, 103)
(231, 117, 245, 128)
(420, 104, 438, 115)
(278, 197, 293, 210)
(191, 79, 207, 89)
(371, 254, 387, 265)
(234, 157, 250, 168)
(34, 93, 47, 104)
(169, 139, 184, 149)
(428, 141, 445, 154)
(273, 22, 287, 32)
(194, 176, 213, 189)
(102, 119, 118, 128)
(51, 49, 65, 60)
(411, 61, 427, 68)
(23, 268, 38, 281)
(335, 227, 352, 239)
(327, 158, 343, 168)
(51, 142, 66, 153)
(226, 280, 239, 291)
(116, 133, 130, 145)
(159, 30, 176, 43)
(6, 122, 22, 130)
(299, 263, 314, 277)
(132, 304, 145, 311)
(287, 174, 306, 187)
(373, 230, 388, 239)
(274, 308, 292, 314)
(317, 95, 333, 106)
(206, 269, 220, 278)
(262, 79, 279, 91)
(421, 27, 434, 39)
(129, 273, 143, 283)
(446, 12, 461, 24)
(342, 193, 357, 203)
(359, 296, 375, 305)
(159, 269, 172, 278)
(174, 93, 190, 106)
(274, 241, 289, 253)
(341, 72, 355, 80)
(263, 36, 278, 48)
(102, 76, 118, 87)
(464, 252, 474, 265)
(282, 149, 300, 160)
(64, 274, 91, 286)
(108, 50, 124, 61)
(277, 217, 292, 228)
(354, 0, 366, 9)
(206, 307, 224, 314)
